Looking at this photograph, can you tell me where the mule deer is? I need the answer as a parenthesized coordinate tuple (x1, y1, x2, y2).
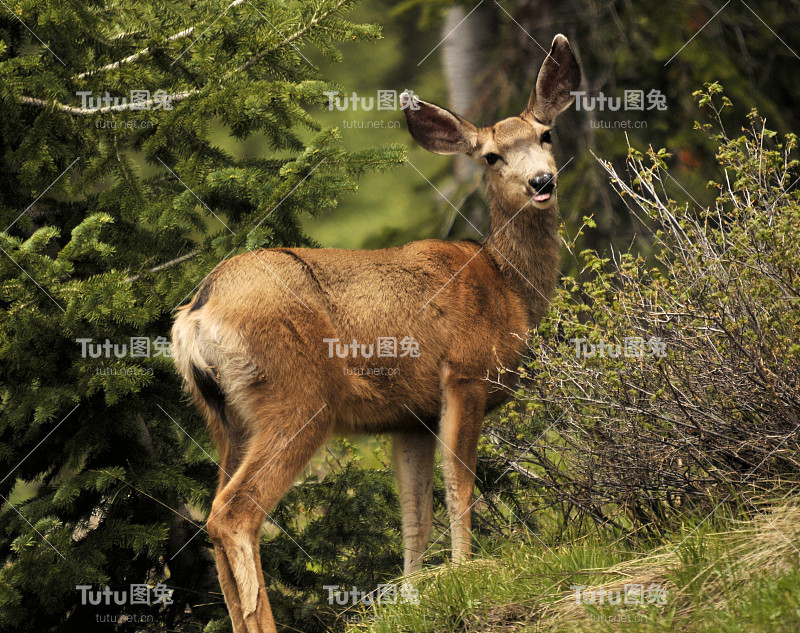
(172, 34, 580, 633)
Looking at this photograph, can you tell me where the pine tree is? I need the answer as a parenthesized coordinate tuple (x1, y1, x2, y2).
(0, 1, 403, 630)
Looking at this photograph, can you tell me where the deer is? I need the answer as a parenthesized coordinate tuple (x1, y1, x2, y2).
(171, 34, 580, 633)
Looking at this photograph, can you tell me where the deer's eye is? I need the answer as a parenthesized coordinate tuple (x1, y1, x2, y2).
(541, 130, 553, 145)
(484, 153, 502, 166)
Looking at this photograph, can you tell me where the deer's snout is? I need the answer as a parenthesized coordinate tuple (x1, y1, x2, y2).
(529, 173, 555, 193)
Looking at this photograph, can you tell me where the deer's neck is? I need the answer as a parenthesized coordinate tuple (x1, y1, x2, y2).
(482, 197, 561, 329)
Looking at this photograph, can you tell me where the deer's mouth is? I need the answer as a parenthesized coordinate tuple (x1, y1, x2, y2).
(529, 186, 555, 204)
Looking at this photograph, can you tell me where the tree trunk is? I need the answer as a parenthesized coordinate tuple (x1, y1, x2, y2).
(440, 2, 496, 235)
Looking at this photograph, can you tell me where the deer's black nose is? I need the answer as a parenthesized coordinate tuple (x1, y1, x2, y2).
(528, 174, 556, 193)
(529, 173, 556, 194)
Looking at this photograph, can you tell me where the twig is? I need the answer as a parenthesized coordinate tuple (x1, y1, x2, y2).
(125, 251, 199, 283)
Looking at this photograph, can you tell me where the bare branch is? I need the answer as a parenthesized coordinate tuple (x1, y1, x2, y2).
(125, 251, 199, 283)
(19, 91, 197, 114)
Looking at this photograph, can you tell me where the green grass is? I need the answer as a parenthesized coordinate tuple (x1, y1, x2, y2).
(345, 504, 800, 632)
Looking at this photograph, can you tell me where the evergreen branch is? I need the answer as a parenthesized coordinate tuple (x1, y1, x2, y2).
(96, 469, 207, 531)
(125, 250, 199, 283)
(75, 27, 193, 79)
(75, 0, 248, 79)
(77, 0, 349, 79)
(233, 0, 350, 73)
(22, 0, 353, 114)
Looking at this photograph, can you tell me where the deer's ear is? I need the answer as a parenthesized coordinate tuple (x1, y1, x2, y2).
(403, 96, 478, 155)
(525, 34, 581, 125)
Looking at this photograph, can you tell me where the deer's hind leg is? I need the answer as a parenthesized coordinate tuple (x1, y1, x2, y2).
(207, 395, 332, 633)
(210, 424, 248, 633)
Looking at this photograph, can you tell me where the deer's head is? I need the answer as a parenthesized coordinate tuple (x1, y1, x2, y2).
(404, 34, 581, 218)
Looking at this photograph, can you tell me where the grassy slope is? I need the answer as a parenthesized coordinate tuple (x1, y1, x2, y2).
(345, 505, 800, 632)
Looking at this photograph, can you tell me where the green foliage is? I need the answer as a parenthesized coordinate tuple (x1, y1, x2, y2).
(0, 1, 403, 630)
(263, 449, 402, 633)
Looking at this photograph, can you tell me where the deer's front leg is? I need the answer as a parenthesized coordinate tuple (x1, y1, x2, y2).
(438, 367, 486, 563)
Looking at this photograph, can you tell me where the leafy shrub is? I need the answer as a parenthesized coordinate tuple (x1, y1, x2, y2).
(483, 84, 800, 537)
